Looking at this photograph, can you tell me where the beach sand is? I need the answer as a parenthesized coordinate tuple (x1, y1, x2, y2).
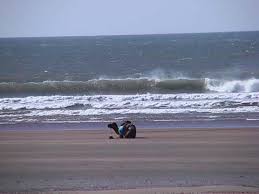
(1, 127, 259, 193)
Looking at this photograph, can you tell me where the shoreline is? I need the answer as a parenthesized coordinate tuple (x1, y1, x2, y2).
(1, 118, 259, 131)
(2, 186, 258, 194)
(1, 128, 259, 193)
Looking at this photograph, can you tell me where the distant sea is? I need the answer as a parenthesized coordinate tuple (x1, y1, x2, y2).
(0, 32, 259, 129)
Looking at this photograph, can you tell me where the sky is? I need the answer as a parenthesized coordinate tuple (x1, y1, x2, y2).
(0, 0, 259, 37)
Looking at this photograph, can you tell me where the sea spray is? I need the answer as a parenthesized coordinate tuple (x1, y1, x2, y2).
(206, 78, 259, 93)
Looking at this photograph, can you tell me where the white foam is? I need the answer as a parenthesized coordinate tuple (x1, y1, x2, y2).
(1, 92, 259, 117)
(206, 78, 259, 93)
(246, 118, 259, 121)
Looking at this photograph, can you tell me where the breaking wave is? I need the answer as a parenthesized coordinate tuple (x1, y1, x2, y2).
(206, 78, 259, 93)
(0, 78, 259, 96)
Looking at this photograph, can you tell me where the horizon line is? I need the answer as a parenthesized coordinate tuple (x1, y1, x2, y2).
(0, 30, 259, 39)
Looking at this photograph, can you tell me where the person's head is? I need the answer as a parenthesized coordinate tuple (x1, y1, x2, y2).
(107, 122, 117, 128)
(124, 120, 131, 124)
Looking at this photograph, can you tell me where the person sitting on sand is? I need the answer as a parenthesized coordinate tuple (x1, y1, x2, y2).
(107, 121, 136, 138)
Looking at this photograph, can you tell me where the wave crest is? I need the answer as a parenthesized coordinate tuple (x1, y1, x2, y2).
(0, 79, 206, 96)
(0, 78, 258, 96)
(206, 78, 259, 93)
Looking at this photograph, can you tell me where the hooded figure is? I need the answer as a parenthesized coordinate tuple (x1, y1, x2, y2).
(108, 121, 136, 138)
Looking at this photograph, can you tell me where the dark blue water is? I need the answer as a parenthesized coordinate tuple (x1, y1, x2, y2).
(1, 31, 259, 83)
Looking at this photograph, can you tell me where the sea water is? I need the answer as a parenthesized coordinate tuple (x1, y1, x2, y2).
(0, 32, 259, 128)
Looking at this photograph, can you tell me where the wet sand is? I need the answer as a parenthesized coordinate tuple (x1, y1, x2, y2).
(1, 128, 259, 193)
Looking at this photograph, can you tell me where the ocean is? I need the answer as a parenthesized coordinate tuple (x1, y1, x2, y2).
(0, 31, 259, 129)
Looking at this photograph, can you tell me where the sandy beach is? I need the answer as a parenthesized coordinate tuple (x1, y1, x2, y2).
(1, 127, 259, 193)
